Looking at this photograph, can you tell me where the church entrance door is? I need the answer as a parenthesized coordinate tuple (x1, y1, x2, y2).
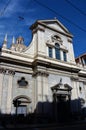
(57, 95, 70, 122)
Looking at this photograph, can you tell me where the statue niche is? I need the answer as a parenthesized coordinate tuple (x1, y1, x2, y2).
(17, 77, 28, 87)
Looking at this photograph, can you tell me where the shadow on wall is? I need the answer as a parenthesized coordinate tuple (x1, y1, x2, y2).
(0, 98, 86, 127)
(34, 98, 86, 124)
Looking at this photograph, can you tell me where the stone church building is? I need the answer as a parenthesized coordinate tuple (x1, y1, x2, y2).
(0, 19, 86, 121)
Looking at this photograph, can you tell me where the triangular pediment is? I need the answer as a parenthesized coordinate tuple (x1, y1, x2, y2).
(38, 19, 71, 34)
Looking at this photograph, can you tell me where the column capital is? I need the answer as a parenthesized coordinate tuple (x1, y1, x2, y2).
(0, 68, 6, 74)
(8, 70, 15, 75)
(32, 71, 49, 77)
(83, 81, 86, 85)
(70, 76, 79, 81)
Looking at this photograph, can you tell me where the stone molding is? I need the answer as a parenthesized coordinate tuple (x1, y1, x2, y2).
(32, 27, 45, 34)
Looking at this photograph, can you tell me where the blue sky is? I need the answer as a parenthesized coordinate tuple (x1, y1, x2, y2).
(0, 0, 86, 57)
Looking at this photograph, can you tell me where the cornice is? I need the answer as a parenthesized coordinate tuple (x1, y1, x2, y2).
(0, 52, 33, 67)
(78, 71, 86, 78)
(32, 26, 45, 34)
(33, 55, 80, 73)
(1, 48, 33, 59)
(38, 19, 69, 33)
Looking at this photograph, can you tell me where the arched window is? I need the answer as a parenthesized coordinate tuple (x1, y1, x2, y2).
(55, 43, 60, 60)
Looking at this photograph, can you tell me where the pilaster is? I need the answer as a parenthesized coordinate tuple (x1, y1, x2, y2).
(37, 27, 45, 56)
(1, 69, 8, 113)
(32, 71, 49, 113)
(71, 76, 79, 99)
(71, 76, 80, 112)
(69, 42, 75, 64)
(6, 70, 15, 114)
(83, 82, 86, 100)
(0, 68, 6, 111)
(0, 68, 15, 114)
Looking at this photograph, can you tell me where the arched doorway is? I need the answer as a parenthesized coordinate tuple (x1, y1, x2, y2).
(13, 95, 31, 116)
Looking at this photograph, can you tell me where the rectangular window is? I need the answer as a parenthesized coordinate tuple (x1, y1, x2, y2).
(63, 51, 67, 62)
(48, 47, 52, 58)
(17, 105, 27, 115)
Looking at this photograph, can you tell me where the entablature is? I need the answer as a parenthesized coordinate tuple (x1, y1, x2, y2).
(33, 56, 80, 74)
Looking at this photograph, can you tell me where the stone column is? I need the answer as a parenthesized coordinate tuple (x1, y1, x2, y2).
(6, 70, 15, 114)
(0, 68, 6, 111)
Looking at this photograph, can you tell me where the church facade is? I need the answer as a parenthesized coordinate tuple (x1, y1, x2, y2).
(0, 19, 86, 121)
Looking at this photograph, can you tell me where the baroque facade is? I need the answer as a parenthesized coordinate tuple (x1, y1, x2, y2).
(0, 19, 86, 121)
